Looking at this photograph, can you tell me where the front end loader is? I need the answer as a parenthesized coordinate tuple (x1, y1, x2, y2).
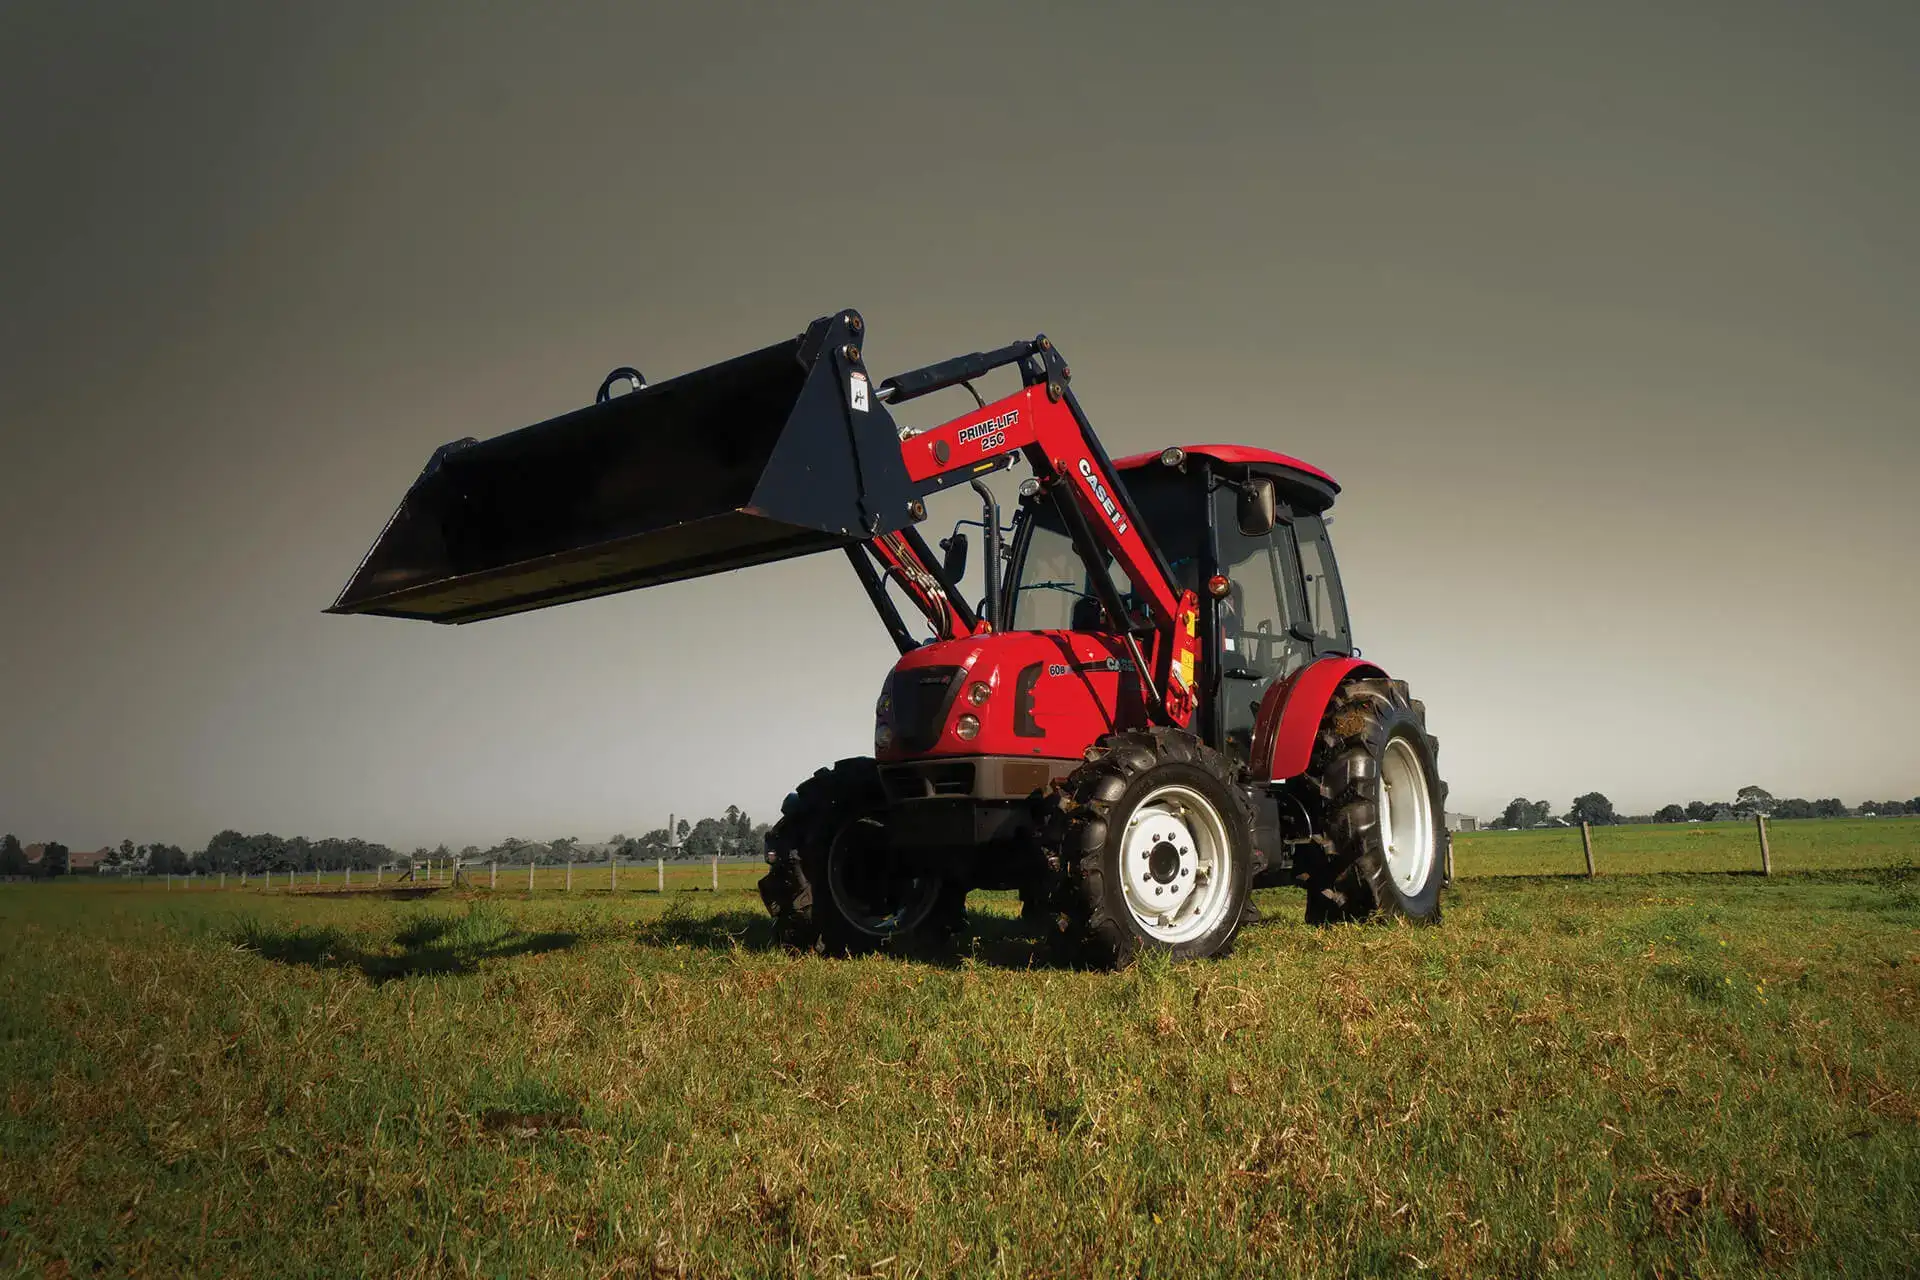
(331, 310, 1447, 966)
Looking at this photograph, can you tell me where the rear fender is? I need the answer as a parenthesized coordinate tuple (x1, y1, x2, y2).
(1249, 657, 1389, 783)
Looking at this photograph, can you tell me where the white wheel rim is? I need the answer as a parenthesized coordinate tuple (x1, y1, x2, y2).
(826, 814, 939, 938)
(1119, 784, 1237, 945)
(1379, 735, 1435, 893)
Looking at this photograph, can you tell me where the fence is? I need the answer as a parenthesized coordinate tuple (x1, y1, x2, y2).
(1451, 814, 1918, 878)
(130, 856, 766, 894)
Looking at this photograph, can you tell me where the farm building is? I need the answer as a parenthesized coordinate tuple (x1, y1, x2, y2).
(1445, 813, 1478, 833)
(20, 845, 113, 873)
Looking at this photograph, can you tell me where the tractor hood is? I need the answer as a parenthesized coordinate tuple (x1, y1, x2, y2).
(328, 310, 920, 623)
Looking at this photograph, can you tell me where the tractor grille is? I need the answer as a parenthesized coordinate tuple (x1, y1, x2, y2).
(880, 761, 978, 800)
(888, 666, 962, 752)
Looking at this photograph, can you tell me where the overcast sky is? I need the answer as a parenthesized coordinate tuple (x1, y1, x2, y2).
(3, 1, 1916, 850)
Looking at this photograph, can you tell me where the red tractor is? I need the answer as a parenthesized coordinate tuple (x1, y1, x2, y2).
(331, 310, 1447, 966)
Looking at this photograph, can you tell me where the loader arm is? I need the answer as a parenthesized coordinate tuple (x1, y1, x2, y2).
(327, 306, 1196, 727)
(881, 340, 1203, 727)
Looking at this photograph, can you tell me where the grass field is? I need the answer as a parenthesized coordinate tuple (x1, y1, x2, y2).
(2, 824, 1917, 1276)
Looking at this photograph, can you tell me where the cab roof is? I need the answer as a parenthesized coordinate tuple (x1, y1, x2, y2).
(1114, 444, 1339, 513)
(1114, 444, 1337, 489)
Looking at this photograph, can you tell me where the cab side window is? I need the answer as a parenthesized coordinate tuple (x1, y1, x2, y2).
(1290, 513, 1352, 653)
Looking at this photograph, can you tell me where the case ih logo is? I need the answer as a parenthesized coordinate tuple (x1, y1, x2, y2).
(957, 410, 1018, 448)
(1077, 459, 1130, 535)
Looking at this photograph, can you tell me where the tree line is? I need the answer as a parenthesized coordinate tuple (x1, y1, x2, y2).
(1492, 785, 1920, 830)
(0, 805, 771, 878)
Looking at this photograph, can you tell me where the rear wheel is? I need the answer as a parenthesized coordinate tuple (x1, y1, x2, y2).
(759, 758, 964, 956)
(1044, 730, 1254, 967)
(1300, 680, 1446, 924)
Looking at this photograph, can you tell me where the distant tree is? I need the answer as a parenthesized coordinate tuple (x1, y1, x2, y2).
(682, 817, 727, 858)
(1684, 801, 1715, 822)
(1497, 798, 1552, 829)
(547, 836, 579, 864)
(1566, 793, 1617, 826)
(1654, 804, 1686, 823)
(1773, 797, 1815, 820)
(1732, 786, 1776, 817)
(117, 838, 136, 865)
(1812, 798, 1848, 819)
(0, 834, 26, 877)
(42, 842, 70, 876)
(675, 818, 691, 844)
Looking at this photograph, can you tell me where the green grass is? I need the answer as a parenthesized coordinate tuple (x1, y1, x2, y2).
(1455, 816, 1920, 877)
(3, 844, 1918, 1275)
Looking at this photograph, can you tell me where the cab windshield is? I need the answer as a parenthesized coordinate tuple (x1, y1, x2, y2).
(1008, 468, 1202, 631)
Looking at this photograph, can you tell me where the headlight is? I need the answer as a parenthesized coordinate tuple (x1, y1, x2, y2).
(875, 691, 891, 719)
(966, 681, 992, 706)
(954, 713, 981, 741)
(875, 723, 895, 750)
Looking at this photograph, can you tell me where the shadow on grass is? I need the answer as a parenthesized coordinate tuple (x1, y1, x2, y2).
(230, 906, 577, 982)
(633, 905, 1091, 970)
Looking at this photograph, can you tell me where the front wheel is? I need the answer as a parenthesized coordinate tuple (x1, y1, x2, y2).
(1046, 730, 1254, 967)
(759, 758, 963, 956)
(1301, 679, 1446, 924)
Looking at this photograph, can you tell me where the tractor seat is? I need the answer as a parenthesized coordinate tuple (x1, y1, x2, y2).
(1070, 594, 1106, 632)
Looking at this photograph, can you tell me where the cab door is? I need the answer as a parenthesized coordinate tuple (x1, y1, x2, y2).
(1210, 487, 1315, 762)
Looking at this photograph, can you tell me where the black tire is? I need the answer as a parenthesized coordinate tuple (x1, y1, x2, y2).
(1043, 729, 1255, 968)
(758, 758, 965, 957)
(1299, 679, 1446, 925)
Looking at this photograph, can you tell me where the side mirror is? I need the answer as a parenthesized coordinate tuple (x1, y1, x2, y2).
(939, 531, 969, 583)
(1236, 477, 1277, 537)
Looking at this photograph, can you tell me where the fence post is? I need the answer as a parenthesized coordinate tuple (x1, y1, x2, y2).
(345, 866, 352, 888)
(712, 854, 719, 892)
(490, 860, 497, 890)
(376, 865, 382, 886)
(166, 873, 171, 891)
(611, 851, 618, 892)
(657, 857, 665, 893)
(1580, 822, 1596, 878)
(1757, 813, 1772, 876)
(566, 860, 572, 892)
(529, 860, 536, 892)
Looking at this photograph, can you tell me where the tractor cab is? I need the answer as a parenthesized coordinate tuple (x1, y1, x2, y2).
(1003, 445, 1353, 763)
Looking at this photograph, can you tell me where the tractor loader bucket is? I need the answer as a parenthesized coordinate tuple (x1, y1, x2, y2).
(328, 311, 918, 623)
